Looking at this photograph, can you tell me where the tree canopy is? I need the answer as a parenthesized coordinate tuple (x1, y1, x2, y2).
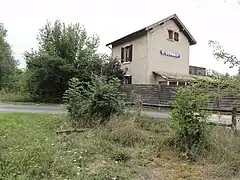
(0, 23, 18, 91)
(24, 20, 124, 103)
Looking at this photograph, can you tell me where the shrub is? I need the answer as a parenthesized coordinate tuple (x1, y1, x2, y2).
(63, 76, 126, 127)
(170, 83, 210, 160)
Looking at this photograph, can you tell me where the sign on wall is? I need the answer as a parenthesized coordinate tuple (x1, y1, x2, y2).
(160, 50, 180, 58)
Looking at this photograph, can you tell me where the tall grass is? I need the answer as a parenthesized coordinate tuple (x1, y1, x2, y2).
(0, 89, 31, 102)
(1, 113, 240, 179)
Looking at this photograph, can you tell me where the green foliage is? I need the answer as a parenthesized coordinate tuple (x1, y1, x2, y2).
(25, 20, 102, 103)
(111, 149, 130, 162)
(24, 20, 125, 103)
(208, 40, 239, 68)
(170, 83, 210, 160)
(0, 90, 31, 102)
(208, 40, 240, 105)
(102, 57, 126, 82)
(63, 76, 126, 127)
(2, 113, 240, 179)
(0, 23, 18, 91)
(0, 113, 168, 179)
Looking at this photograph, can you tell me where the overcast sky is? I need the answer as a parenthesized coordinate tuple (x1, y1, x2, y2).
(0, 0, 239, 74)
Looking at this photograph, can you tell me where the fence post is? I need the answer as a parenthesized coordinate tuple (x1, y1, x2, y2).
(232, 107, 237, 134)
(157, 85, 161, 110)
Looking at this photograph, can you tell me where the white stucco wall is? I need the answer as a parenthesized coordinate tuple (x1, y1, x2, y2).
(111, 20, 191, 84)
(147, 20, 190, 84)
(112, 35, 148, 84)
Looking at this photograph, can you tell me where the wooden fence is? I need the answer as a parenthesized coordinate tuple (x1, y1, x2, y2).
(122, 84, 240, 110)
(141, 103, 240, 133)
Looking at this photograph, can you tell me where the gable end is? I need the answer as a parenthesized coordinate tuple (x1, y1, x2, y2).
(106, 14, 197, 47)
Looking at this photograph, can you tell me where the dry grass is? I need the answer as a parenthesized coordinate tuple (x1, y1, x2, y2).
(105, 118, 149, 147)
(1, 113, 240, 179)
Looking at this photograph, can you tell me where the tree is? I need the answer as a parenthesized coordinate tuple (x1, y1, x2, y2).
(208, 40, 240, 105)
(0, 23, 18, 91)
(208, 40, 240, 69)
(102, 57, 126, 82)
(25, 20, 103, 103)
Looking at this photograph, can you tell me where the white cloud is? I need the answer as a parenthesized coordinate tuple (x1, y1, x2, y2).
(1, 0, 239, 74)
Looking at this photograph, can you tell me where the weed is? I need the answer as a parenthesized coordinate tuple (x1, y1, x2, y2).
(106, 117, 149, 147)
(111, 149, 130, 162)
(0, 89, 31, 102)
(1, 113, 240, 179)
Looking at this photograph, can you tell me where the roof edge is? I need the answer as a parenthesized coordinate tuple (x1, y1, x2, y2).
(106, 28, 146, 47)
(106, 14, 197, 47)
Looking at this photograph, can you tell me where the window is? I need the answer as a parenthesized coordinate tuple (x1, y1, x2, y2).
(168, 30, 180, 42)
(178, 82, 186, 86)
(174, 32, 179, 41)
(125, 46, 130, 61)
(124, 75, 132, 84)
(168, 30, 173, 40)
(159, 81, 167, 85)
(121, 45, 133, 63)
(169, 81, 177, 86)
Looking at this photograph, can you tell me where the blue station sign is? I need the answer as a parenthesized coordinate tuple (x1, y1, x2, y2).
(160, 50, 180, 58)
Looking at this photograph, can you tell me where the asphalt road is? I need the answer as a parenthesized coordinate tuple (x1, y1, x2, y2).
(0, 104, 66, 114)
(0, 103, 232, 125)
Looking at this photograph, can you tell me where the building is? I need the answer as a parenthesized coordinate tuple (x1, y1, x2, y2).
(189, 65, 206, 76)
(106, 14, 204, 85)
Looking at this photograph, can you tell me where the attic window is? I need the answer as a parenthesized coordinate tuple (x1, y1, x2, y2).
(168, 30, 173, 40)
(168, 30, 180, 42)
(174, 32, 179, 41)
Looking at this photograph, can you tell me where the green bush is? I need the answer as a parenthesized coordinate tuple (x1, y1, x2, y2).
(170, 84, 210, 160)
(63, 76, 126, 127)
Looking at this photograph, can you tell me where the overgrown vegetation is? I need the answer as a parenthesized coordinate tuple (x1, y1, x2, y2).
(1, 113, 240, 179)
(0, 23, 21, 94)
(0, 20, 125, 103)
(170, 83, 211, 161)
(23, 20, 126, 103)
(1, 3, 240, 179)
(63, 76, 126, 127)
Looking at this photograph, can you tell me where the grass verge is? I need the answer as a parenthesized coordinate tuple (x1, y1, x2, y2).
(0, 113, 240, 179)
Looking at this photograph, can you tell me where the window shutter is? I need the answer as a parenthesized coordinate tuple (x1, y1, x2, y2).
(129, 76, 132, 84)
(129, 45, 133, 62)
(121, 47, 124, 63)
(174, 32, 179, 41)
(168, 30, 173, 40)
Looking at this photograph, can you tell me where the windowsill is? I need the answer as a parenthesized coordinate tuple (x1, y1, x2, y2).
(122, 61, 131, 65)
(167, 38, 174, 42)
